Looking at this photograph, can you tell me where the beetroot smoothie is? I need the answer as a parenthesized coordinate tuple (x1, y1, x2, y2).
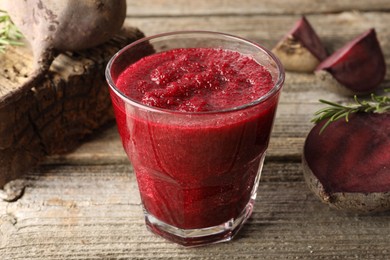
(106, 31, 284, 246)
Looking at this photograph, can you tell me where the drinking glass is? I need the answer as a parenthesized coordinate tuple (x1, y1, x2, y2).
(106, 31, 284, 246)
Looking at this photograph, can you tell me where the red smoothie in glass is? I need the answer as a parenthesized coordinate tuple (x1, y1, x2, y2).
(111, 48, 278, 229)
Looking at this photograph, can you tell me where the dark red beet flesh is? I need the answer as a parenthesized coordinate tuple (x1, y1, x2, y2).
(289, 16, 328, 61)
(316, 29, 386, 93)
(304, 113, 390, 193)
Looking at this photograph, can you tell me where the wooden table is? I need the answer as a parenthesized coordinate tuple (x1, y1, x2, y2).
(1, 0, 390, 258)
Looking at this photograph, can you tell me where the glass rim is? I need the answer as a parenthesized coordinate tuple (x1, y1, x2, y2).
(105, 30, 285, 115)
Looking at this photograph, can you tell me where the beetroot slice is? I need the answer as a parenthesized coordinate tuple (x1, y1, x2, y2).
(289, 16, 328, 61)
(272, 16, 327, 72)
(303, 113, 390, 212)
(316, 29, 386, 94)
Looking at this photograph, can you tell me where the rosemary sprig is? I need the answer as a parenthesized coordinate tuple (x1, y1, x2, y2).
(312, 91, 390, 134)
(0, 10, 23, 53)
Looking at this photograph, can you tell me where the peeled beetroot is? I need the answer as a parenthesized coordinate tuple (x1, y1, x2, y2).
(272, 16, 328, 72)
(303, 113, 390, 212)
(316, 29, 386, 96)
(0, 0, 126, 102)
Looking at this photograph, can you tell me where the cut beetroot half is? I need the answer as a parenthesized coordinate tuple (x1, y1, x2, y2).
(316, 29, 386, 95)
(290, 16, 328, 61)
(303, 112, 390, 212)
(272, 16, 327, 72)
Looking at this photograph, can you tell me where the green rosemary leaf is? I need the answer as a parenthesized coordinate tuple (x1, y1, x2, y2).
(319, 118, 333, 134)
(318, 99, 347, 108)
(313, 92, 390, 134)
(0, 10, 23, 53)
(332, 110, 350, 122)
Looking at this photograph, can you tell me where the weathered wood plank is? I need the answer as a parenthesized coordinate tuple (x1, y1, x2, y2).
(1, 163, 389, 259)
(126, 0, 390, 16)
(124, 11, 390, 57)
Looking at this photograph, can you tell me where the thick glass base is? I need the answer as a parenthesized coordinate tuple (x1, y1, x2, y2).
(143, 153, 265, 247)
(144, 198, 255, 247)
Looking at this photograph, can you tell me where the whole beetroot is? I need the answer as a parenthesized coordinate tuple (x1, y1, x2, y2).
(0, 0, 126, 101)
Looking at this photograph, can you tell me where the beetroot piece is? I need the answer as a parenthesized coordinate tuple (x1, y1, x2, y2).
(316, 29, 386, 96)
(272, 16, 327, 72)
(303, 113, 390, 212)
(0, 0, 127, 103)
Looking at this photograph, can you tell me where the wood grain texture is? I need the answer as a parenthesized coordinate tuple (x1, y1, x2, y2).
(124, 11, 390, 53)
(126, 0, 390, 16)
(1, 0, 390, 259)
(1, 163, 390, 259)
(0, 42, 32, 102)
